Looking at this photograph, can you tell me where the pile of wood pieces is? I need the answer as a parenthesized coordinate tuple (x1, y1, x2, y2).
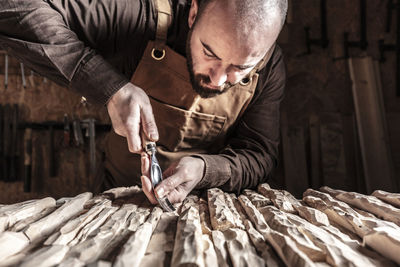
(0, 184, 399, 267)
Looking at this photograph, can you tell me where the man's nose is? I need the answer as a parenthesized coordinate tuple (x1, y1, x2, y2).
(209, 65, 228, 88)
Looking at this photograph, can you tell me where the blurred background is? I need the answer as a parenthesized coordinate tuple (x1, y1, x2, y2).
(0, 0, 398, 202)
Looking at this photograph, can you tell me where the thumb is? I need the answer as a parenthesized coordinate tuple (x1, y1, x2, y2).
(140, 102, 159, 141)
(141, 175, 158, 204)
(154, 173, 182, 199)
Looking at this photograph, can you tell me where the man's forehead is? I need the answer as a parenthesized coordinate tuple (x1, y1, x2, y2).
(196, 23, 273, 67)
(196, 1, 277, 55)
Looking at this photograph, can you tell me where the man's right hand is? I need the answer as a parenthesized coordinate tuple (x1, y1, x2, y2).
(107, 82, 159, 153)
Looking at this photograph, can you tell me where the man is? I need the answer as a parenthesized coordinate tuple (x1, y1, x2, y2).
(0, 0, 287, 205)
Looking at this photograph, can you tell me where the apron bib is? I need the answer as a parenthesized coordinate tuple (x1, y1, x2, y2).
(103, 0, 274, 187)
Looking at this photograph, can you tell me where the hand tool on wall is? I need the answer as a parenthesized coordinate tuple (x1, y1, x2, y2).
(82, 118, 96, 177)
(72, 119, 84, 147)
(0, 105, 3, 181)
(386, 0, 395, 33)
(4, 53, 8, 89)
(331, 0, 368, 61)
(63, 114, 70, 147)
(9, 104, 19, 182)
(342, 0, 368, 58)
(23, 128, 32, 192)
(143, 140, 175, 212)
(303, 0, 329, 55)
(20, 63, 26, 89)
(3, 105, 11, 182)
(379, 0, 400, 97)
(29, 70, 35, 88)
(48, 123, 57, 177)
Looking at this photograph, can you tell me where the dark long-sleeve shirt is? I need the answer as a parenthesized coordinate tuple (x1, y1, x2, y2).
(0, 0, 285, 193)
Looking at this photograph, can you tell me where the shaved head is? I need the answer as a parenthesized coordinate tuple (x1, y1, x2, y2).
(197, 0, 288, 31)
(185, 0, 287, 98)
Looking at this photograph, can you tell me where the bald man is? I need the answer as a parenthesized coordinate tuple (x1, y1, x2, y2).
(0, 0, 287, 204)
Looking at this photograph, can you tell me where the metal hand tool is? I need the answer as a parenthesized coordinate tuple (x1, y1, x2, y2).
(29, 70, 35, 88)
(3, 105, 11, 182)
(72, 119, 84, 147)
(63, 114, 70, 147)
(0, 105, 3, 181)
(20, 62, 26, 88)
(9, 104, 18, 181)
(82, 118, 96, 177)
(144, 142, 175, 212)
(4, 54, 8, 89)
(48, 123, 56, 177)
(24, 128, 32, 192)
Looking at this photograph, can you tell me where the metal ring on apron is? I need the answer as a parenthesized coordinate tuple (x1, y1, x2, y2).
(240, 77, 251, 86)
(151, 48, 166, 60)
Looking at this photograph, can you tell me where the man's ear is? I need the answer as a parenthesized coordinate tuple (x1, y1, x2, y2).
(188, 0, 199, 28)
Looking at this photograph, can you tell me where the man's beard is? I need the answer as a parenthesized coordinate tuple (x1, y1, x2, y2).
(185, 29, 234, 98)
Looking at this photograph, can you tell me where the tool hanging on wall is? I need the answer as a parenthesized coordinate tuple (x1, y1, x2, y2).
(3, 105, 11, 182)
(4, 53, 8, 90)
(47, 123, 57, 178)
(29, 71, 35, 88)
(332, 0, 368, 60)
(379, 0, 400, 97)
(9, 104, 19, 182)
(20, 62, 26, 89)
(63, 114, 70, 147)
(0, 105, 3, 181)
(82, 119, 96, 178)
(23, 128, 32, 192)
(303, 0, 329, 55)
(72, 119, 84, 147)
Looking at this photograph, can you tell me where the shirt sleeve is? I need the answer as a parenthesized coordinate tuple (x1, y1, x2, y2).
(0, 0, 149, 105)
(194, 47, 286, 194)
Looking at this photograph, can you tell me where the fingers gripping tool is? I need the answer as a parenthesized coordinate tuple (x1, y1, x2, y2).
(144, 142, 175, 212)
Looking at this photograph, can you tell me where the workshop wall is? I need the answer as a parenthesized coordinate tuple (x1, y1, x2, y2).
(0, 56, 110, 203)
(273, 0, 400, 195)
(0, 0, 399, 202)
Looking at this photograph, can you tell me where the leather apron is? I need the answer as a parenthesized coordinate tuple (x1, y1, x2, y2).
(102, 0, 275, 189)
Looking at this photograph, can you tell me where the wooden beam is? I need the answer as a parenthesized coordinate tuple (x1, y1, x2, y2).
(348, 57, 397, 193)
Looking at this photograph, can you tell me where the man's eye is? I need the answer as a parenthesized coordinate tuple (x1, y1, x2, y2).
(236, 67, 248, 72)
(203, 49, 214, 58)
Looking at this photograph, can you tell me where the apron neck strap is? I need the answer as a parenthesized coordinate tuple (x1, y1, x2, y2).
(154, 0, 172, 51)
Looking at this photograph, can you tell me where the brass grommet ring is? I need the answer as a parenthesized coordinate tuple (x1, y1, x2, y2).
(151, 48, 166, 60)
(240, 77, 251, 86)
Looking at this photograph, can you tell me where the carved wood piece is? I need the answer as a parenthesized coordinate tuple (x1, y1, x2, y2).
(0, 231, 30, 262)
(24, 192, 92, 242)
(50, 199, 112, 246)
(257, 184, 299, 213)
(238, 195, 315, 267)
(224, 228, 265, 267)
(171, 205, 204, 267)
(372, 190, 400, 208)
(113, 207, 163, 267)
(202, 234, 218, 267)
(0, 197, 56, 232)
(207, 188, 235, 231)
(19, 245, 69, 267)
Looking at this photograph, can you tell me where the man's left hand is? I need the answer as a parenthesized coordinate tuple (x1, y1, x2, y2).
(141, 156, 205, 204)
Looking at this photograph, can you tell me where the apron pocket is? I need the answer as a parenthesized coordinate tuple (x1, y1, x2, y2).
(180, 111, 226, 150)
(150, 97, 226, 152)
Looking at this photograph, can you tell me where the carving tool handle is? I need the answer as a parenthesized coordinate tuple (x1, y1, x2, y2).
(24, 128, 32, 192)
